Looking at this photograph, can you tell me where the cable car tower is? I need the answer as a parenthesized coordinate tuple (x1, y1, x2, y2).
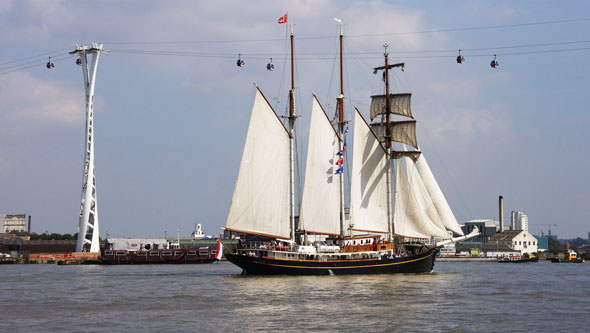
(70, 43, 108, 252)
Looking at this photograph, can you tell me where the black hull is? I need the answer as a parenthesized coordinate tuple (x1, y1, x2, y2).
(551, 258, 585, 263)
(226, 247, 438, 275)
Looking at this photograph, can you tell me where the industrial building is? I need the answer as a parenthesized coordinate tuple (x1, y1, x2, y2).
(535, 236, 549, 252)
(0, 234, 76, 256)
(461, 219, 504, 243)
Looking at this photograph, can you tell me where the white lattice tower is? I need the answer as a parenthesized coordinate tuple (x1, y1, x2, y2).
(70, 43, 108, 252)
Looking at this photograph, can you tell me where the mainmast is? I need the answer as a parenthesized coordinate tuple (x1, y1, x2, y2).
(288, 24, 296, 243)
(335, 18, 346, 239)
(373, 45, 405, 241)
(384, 45, 393, 241)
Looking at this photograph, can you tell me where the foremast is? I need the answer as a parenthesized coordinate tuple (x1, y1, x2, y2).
(336, 19, 347, 239)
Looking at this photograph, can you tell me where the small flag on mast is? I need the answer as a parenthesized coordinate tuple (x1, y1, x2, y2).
(336, 158, 344, 165)
(215, 239, 224, 260)
(278, 13, 288, 24)
(336, 166, 344, 174)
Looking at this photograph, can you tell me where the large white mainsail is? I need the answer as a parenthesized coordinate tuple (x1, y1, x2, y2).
(350, 109, 389, 234)
(299, 96, 341, 235)
(417, 155, 464, 235)
(226, 87, 292, 239)
(394, 158, 449, 239)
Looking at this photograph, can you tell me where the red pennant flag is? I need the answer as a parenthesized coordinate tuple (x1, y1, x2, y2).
(278, 13, 288, 24)
(336, 158, 344, 165)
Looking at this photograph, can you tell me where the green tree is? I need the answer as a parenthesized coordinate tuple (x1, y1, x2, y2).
(548, 237, 563, 253)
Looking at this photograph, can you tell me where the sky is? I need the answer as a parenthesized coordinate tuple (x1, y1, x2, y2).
(1, 0, 589, 239)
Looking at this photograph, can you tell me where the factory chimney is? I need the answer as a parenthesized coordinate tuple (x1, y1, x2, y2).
(28, 215, 31, 233)
(499, 196, 504, 233)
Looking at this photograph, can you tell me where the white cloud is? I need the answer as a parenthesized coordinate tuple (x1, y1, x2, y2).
(0, 0, 10, 13)
(0, 71, 83, 136)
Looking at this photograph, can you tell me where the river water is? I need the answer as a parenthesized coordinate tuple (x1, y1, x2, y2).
(1, 260, 588, 332)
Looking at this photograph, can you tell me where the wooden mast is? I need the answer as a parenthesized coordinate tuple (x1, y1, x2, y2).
(373, 45, 405, 240)
(384, 45, 393, 240)
(289, 24, 296, 243)
(336, 19, 346, 239)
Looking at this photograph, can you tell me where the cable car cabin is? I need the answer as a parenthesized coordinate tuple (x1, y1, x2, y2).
(267, 58, 274, 71)
(46, 59, 55, 69)
(236, 54, 245, 67)
(76, 58, 82, 66)
(456, 50, 465, 64)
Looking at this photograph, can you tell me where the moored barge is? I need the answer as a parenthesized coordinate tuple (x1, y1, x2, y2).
(99, 238, 219, 264)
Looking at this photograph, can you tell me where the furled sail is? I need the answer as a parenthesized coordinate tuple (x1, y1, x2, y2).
(417, 155, 464, 235)
(370, 120, 418, 149)
(350, 109, 389, 234)
(370, 93, 413, 120)
(226, 88, 291, 239)
(394, 158, 449, 239)
(299, 96, 341, 235)
(391, 150, 421, 160)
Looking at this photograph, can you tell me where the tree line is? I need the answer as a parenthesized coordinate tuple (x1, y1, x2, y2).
(29, 232, 78, 241)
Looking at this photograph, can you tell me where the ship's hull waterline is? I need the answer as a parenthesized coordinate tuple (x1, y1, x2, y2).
(226, 247, 438, 275)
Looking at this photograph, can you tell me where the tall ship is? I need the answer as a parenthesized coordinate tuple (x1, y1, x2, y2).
(224, 21, 478, 275)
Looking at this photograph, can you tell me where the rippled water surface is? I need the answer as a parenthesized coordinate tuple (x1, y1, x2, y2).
(2, 261, 589, 332)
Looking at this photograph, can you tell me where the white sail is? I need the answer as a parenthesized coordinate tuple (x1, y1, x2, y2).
(394, 158, 449, 238)
(299, 96, 341, 235)
(350, 109, 389, 233)
(417, 155, 464, 235)
(405, 150, 449, 235)
(226, 88, 291, 239)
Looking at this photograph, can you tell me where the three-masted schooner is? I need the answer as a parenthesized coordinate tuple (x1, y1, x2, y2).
(224, 23, 478, 275)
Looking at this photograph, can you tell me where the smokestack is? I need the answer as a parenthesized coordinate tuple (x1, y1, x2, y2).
(499, 196, 504, 233)
(28, 215, 31, 233)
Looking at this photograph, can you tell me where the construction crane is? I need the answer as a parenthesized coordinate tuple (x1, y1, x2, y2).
(530, 224, 557, 237)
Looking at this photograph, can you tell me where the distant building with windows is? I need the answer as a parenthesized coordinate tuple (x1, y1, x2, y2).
(489, 230, 538, 255)
(461, 219, 504, 243)
(455, 242, 519, 258)
(511, 211, 528, 231)
(2, 214, 29, 233)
